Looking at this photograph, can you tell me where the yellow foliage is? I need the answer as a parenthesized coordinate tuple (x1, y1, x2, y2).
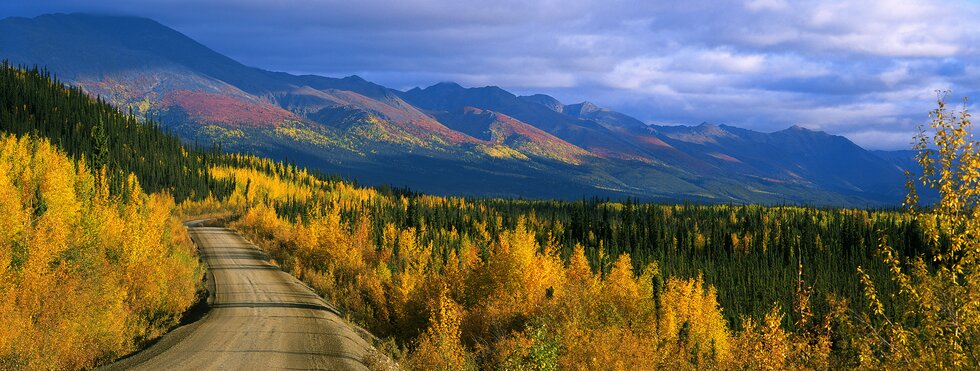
(566, 244, 595, 287)
(478, 144, 529, 161)
(463, 220, 564, 342)
(0, 134, 199, 370)
(228, 170, 753, 369)
(221, 141, 855, 370)
(732, 306, 793, 369)
(557, 325, 658, 371)
(407, 290, 474, 370)
(730, 303, 832, 370)
(853, 95, 980, 368)
(603, 255, 643, 322)
(659, 275, 731, 367)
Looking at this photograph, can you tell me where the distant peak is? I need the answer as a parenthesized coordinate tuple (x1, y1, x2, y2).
(519, 94, 564, 112)
(775, 125, 834, 138)
(524, 93, 559, 101)
(430, 81, 463, 89)
(33, 12, 165, 27)
(477, 85, 512, 94)
(782, 125, 824, 134)
(342, 75, 366, 82)
(38, 12, 144, 20)
(564, 101, 603, 116)
(692, 122, 734, 137)
(418, 82, 465, 95)
(786, 124, 827, 133)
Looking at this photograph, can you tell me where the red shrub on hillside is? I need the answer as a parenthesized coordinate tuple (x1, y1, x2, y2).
(162, 90, 297, 127)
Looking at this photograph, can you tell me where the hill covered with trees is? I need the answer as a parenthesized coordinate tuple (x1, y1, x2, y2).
(0, 61, 233, 201)
(0, 63, 223, 369)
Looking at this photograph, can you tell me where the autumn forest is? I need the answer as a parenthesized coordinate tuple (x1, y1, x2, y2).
(1, 63, 979, 369)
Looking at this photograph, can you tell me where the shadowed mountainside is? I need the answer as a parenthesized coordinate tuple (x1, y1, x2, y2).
(0, 13, 909, 205)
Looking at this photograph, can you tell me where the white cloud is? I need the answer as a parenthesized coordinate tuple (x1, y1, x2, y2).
(845, 130, 920, 150)
(744, 0, 789, 12)
(880, 63, 911, 87)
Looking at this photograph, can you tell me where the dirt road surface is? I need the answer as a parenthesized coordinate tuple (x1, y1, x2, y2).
(104, 224, 375, 370)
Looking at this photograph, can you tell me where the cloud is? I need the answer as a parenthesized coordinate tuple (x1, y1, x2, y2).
(744, 0, 789, 12)
(3, 0, 980, 150)
(844, 129, 921, 150)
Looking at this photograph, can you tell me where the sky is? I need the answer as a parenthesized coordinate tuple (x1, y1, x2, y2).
(3, 0, 980, 150)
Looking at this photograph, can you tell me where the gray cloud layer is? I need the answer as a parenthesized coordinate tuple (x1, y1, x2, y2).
(4, 0, 980, 149)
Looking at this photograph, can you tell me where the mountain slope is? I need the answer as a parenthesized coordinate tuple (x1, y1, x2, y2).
(0, 13, 910, 205)
(403, 83, 656, 162)
(872, 149, 919, 173)
(435, 107, 592, 164)
(649, 123, 906, 195)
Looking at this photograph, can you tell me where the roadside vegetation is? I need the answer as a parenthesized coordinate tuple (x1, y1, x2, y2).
(2, 62, 977, 369)
(0, 64, 228, 369)
(0, 134, 199, 369)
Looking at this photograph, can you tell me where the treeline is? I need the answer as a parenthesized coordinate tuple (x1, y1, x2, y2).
(0, 62, 233, 201)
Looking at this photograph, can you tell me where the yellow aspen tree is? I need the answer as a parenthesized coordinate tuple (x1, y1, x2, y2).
(858, 94, 980, 368)
(566, 243, 594, 286)
(408, 289, 473, 370)
(659, 276, 731, 366)
(732, 306, 792, 369)
(603, 254, 642, 325)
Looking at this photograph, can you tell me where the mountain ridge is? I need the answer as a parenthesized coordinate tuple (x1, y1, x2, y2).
(0, 13, 910, 205)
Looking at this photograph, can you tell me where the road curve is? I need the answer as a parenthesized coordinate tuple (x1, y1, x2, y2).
(104, 225, 375, 370)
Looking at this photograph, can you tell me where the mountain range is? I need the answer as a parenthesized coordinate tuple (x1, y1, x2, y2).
(0, 13, 915, 205)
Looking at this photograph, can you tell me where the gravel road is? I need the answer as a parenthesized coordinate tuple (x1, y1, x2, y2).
(103, 225, 375, 370)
